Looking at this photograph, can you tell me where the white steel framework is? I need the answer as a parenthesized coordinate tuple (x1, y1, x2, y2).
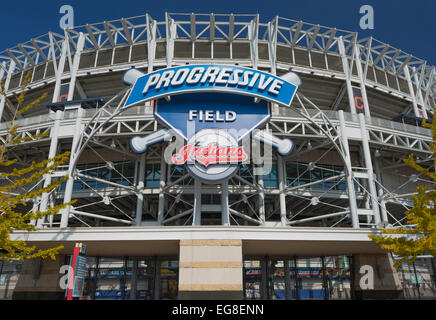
(0, 13, 434, 233)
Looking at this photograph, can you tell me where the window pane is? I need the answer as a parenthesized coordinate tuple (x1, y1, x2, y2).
(296, 257, 324, 299)
(244, 260, 262, 299)
(95, 258, 125, 300)
(160, 260, 178, 300)
(136, 259, 154, 300)
(269, 260, 285, 300)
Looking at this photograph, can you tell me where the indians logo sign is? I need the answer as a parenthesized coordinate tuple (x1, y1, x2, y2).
(123, 65, 300, 182)
(172, 144, 247, 167)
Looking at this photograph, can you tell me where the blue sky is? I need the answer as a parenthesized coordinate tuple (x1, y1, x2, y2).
(1, 0, 435, 65)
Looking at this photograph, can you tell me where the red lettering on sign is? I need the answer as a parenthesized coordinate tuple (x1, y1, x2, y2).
(172, 143, 247, 167)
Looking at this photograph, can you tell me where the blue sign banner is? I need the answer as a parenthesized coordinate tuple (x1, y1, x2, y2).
(124, 65, 297, 108)
(155, 92, 270, 141)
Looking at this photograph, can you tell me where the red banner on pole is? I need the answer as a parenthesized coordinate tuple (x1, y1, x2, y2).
(66, 243, 86, 300)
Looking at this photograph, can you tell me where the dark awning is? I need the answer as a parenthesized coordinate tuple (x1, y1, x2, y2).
(45, 97, 105, 111)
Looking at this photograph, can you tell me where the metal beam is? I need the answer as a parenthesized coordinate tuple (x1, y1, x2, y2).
(121, 18, 133, 45)
(338, 36, 356, 114)
(6, 50, 23, 70)
(291, 21, 303, 47)
(229, 208, 261, 225)
(307, 25, 320, 51)
(103, 21, 115, 47)
(384, 49, 401, 72)
(85, 24, 99, 49)
(71, 209, 133, 225)
(18, 44, 35, 66)
(0, 60, 15, 122)
(30, 39, 48, 61)
(372, 45, 389, 66)
(288, 211, 349, 225)
(323, 28, 336, 53)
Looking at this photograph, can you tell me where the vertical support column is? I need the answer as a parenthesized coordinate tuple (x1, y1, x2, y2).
(67, 33, 85, 101)
(192, 178, 202, 226)
(0, 62, 6, 84)
(221, 181, 230, 226)
(277, 155, 287, 226)
(59, 33, 86, 229)
(248, 14, 259, 70)
(0, 60, 16, 121)
(257, 174, 266, 225)
(135, 154, 146, 226)
(404, 66, 421, 117)
(338, 110, 359, 228)
(338, 37, 356, 115)
(146, 14, 157, 73)
(267, 16, 278, 75)
(373, 156, 388, 223)
(412, 67, 428, 119)
(37, 39, 68, 226)
(60, 106, 84, 228)
(353, 43, 371, 118)
(157, 153, 167, 225)
(0, 61, 7, 121)
(165, 12, 175, 68)
(358, 113, 381, 226)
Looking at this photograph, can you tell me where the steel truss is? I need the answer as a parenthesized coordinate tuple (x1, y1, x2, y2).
(0, 13, 434, 230)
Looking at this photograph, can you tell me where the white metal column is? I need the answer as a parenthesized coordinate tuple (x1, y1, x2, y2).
(37, 40, 68, 226)
(267, 16, 278, 76)
(358, 113, 381, 226)
(277, 155, 287, 226)
(404, 66, 421, 117)
(192, 178, 202, 226)
(338, 110, 359, 228)
(60, 33, 86, 228)
(221, 181, 230, 226)
(165, 13, 176, 68)
(412, 67, 428, 119)
(338, 37, 356, 115)
(135, 154, 146, 225)
(353, 43, 371, 118)
(157, 154, 167, 225)
(146, 14, 157, 73)
(0, 60, 16, 121)
(60, 105, 84, 228)
(258, 173, 266, 225)
(373, 155, 388, 223)
(248, 14, 259, 70)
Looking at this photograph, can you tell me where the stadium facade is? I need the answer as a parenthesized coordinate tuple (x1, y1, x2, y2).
(0, 12, 435, 300)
